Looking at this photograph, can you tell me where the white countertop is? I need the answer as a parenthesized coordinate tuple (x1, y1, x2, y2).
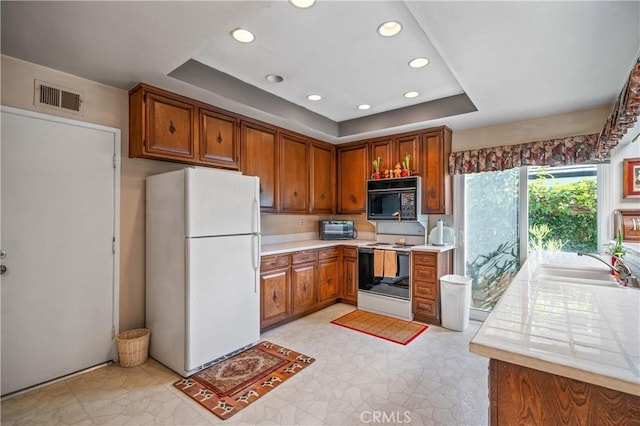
(470, 251, 640, 396)
(261, 239, 455, 256)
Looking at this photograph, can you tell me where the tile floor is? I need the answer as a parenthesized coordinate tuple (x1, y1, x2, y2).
(1, 303, 489, 425)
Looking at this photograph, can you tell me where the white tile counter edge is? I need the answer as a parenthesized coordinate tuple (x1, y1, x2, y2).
(261, 239, 456, 256)
(469, 251, 640, 396)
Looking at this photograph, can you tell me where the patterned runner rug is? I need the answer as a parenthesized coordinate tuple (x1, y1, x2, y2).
(174, 341, 315, 420)
(331, 309, 428, 345)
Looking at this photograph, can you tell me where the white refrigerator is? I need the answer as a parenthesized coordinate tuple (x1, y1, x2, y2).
(146, 167, 261, 377)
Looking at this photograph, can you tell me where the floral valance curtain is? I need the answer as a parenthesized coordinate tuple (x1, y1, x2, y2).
(449, 56, 640, 175)
(448, 133, 600, 175)
(596, 56, 640, 159)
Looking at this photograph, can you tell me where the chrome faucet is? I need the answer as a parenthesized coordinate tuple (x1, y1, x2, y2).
(577, 253, 638, 288)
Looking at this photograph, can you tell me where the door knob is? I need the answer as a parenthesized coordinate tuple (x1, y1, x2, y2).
(0, 249, 6, 259)
(1, 265, 6, 275)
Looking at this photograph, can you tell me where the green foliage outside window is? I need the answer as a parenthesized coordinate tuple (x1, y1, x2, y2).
(528, 170, 597, 253)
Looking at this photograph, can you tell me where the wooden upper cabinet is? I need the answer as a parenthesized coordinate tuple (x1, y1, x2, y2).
(198, 108, 239, 170)
(310, 142, 335, 214)
(338, 143, 369, 213)
(370, 138, 393, 175)
(129, 85, 195, 161)
(422, 127, 452, 214)
(241, 121, 279, 212)
(395, 133, 421, 177)
(280, 133, 309, 213)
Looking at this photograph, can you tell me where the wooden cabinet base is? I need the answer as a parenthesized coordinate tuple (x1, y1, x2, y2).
(489, 359, 640, 425)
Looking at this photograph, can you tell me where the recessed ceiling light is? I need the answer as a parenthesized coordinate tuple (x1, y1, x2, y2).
(358, 104, 372, 110)
(265, 74, 284, 83)
(404, 91, 420, 98)
(408, 57, 430, 69)
(231, 28, 255, 43)
(377, 21, 402, 37)
(307, 94, 322, 101)
(290, 0, 315, 8)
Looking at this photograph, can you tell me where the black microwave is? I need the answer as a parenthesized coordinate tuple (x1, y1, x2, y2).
(367, 177, 421, 221)
(319, 220, 356, 240)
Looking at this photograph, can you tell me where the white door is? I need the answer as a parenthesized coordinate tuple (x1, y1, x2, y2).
(1, 107, 119, 396)
(185, 234, 260, 372)
(185, 168, 260, 237)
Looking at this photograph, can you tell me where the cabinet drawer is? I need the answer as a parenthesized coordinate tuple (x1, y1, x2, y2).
(292, 250, 318, 264)
(261, 254, 290, 271)
(413, 265, 436, 283)
(413, 253, 436, 266)
(414, 283, 436, 300)
(414, 298, 437, 316)
(318, 246, 339, 260)
(343, 246, 357, 258)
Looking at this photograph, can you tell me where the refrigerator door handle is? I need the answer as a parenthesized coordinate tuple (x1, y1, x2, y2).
(253, 181, 261, 235)
(252, 234, 261, 293)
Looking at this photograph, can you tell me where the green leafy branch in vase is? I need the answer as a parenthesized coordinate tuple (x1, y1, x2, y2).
(372, 156, 381, 173)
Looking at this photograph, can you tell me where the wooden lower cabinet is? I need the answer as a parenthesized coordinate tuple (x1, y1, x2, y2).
(318, 257, 339, 304)
(291, 262, 316, 315)
(340, 247, 358, 304)
(489, 359, 640, 425)
(260, 245, 358, 330)
(411, 250, 452, 324)
(260, 265, 290, 329)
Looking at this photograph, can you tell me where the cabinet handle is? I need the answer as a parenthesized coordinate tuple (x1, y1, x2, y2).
(217, 131, 222, 143)
(169, 120, 176, 134)
(429, 187, 436, 197)
(259, 184, 264, 194)
(303, 283, 307, 291)
(293, 191, 298, 197)
(320, 192, 325, 199)
(350, 193, 356, 203)
(328, 278, 333, 283)
(272, 291, 277, 302)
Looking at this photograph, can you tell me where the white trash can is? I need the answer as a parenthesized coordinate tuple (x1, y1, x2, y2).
(440, 274, 472, 331)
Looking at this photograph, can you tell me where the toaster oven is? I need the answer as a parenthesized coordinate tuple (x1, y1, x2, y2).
(319, 220, 356, 240)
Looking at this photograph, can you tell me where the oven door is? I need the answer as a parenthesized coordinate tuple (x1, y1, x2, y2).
(357, 248, 410, 300)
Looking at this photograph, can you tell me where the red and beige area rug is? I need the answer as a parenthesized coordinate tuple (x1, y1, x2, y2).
(174, 341, 315, 420)
(331, 309, 428, 345)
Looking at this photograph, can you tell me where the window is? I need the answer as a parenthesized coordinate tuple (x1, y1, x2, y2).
(455, 164, 604, 318)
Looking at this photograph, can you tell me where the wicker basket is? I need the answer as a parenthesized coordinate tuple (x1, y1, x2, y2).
(116, 328, 150, 367)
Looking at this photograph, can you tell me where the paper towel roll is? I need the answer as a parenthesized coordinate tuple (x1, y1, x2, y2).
(436, 219, 444, 245)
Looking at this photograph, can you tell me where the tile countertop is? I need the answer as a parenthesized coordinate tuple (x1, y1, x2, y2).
(261, 239, 455, 256)
(470, 251, 640, 396)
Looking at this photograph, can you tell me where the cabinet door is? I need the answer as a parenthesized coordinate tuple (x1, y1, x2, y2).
(241, 121, 279, 212)
(198, 108, 239, 170)
(370, 138, 393, 176)
(146, 92, 194, 160)
(260, 268, 289, 329)
(318, 258, 339, 303)
(341, 255, 358, 303)
(338, 143, 368, 213)
(310, 142, 335, 214)
(280, 133, 309, 213)
(395, 133, 421, 176)
(292, 263, 316, 315)
(422, 129, 452, 214)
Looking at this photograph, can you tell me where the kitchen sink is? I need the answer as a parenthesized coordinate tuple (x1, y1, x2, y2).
(533, 264, 619, 287)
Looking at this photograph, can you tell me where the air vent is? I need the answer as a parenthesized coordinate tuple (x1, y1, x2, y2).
(34, 80, 83, 115)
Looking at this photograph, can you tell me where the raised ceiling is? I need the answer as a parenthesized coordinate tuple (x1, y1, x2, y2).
(1, 1, 639, 143)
